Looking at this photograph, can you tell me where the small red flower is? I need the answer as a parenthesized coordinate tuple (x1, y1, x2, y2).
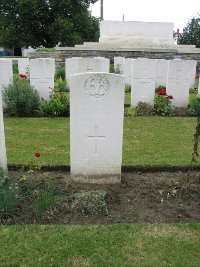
(195, 74, 199, 79)
(167, 95, 173, 99)
(158, 89, 166, 96)
(35, 151, 41, 158)
(19, 73, 27, 79)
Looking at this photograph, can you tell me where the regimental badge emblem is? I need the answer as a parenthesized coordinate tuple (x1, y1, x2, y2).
(84, 74, 110, 99)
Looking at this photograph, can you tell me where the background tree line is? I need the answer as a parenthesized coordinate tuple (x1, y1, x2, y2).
(0, 0, 99, 49)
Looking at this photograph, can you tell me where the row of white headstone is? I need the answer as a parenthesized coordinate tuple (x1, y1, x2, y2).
(0, 57, 198, 107)
(114, 57, 197, 107)
(0, 58, 55, 101)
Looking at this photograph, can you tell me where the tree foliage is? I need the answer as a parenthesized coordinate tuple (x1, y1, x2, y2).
(178, 15, 200, 48)
(0, 0, 99, 48)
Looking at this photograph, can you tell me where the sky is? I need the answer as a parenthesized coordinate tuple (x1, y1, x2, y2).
(89, 0, 200, 31)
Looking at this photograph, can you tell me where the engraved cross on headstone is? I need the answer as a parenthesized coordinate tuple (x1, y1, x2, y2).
(87, 126, 105, 155)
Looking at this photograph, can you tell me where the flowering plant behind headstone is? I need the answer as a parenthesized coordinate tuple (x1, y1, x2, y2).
(154, 87, 174, 116)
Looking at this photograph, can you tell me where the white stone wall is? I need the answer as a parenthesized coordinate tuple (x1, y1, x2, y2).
(99, 21, 174, 45)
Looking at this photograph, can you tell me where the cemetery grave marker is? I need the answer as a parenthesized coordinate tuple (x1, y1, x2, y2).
(166, 59, 196, 107)
(69, 72, 125, 183)
(131, 58, 157, 106)
(30, 58, 55, 101)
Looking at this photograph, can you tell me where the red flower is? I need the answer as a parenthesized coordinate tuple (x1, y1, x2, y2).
(195, 74, 199, 79)
(35, 151, 41, 158)
(19, 73, 27, 79)
(158, 89, 166, 96)
(167, 95, 173, 99)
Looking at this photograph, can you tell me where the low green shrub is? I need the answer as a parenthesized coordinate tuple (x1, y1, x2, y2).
(38, 91, 70, 117)
(35, 186, 55, 216)
(124, 106, 137, 117)
(3, 78, 41, 117)
(55, 67, 65, 80)
(154, 88, 174, 116)
(54, 77, 69, 92)
(188, 95, 200, 116)
(67, 190, 108, 215)
(136, 102, 156, 116)
(173, 107, 188, 117)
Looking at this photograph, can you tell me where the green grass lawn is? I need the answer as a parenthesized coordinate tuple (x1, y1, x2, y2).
(4, 117, 197, 167)
(0, 223, 199, 266)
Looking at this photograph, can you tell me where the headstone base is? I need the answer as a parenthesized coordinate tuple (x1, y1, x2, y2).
(71, 174, 121, 184)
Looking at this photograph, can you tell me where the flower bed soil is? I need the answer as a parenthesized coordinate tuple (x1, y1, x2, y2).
(1, 170, 200, 225)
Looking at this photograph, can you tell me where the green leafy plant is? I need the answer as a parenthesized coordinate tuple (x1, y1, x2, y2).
(54, 77, 69, 92)
(136, 102, 156, 116)
(2, 77, 41, 117)
(188, 95, 200, 116)
(35, 186, 55, 216)
(124, 106, 137, 117)
(154, 88, 174, 116)
(12, 63, 18, 75)
(55, 67, 65, 80)
(38, 91, 70, 117)
(67, 190, 108, 215)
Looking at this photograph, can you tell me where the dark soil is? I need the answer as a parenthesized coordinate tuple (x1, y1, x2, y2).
(2, 170, 200, 225)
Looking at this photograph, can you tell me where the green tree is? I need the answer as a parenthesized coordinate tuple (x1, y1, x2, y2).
(178, 15, 200, 48)
(0, 0, 99, 48)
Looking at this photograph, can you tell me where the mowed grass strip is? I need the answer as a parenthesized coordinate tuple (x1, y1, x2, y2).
(0, 223, 199, 266)
(4, 117, 197, 166)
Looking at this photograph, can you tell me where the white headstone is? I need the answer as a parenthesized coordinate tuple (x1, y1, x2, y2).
(18, 58, 30, 75)
(114, 57, 125, 75)
(156, 59, 169, 87)
(131, 58, 157, 106)
(125, 58, 135, 85)
(0, 59, 13, 91)
(0, 92, 7, 171)
(166, 60, 195, 107)
(30, 58, 55, 101)
(69, 72, 125, 183)
(65, 57, 110, 81)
